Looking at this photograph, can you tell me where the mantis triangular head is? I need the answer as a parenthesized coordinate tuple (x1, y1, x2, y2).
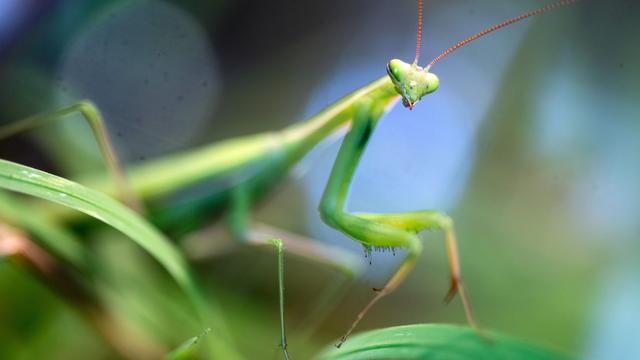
(386, 59, 439, 110)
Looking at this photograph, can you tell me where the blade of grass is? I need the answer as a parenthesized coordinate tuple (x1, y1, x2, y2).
(0, 159, 241, 359)
(316, 324, 574, 360)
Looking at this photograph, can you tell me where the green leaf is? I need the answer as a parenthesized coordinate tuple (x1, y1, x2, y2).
(0, 160, 197, 298)
(316, 324, 574, 360)
(0, 159, 241, 359)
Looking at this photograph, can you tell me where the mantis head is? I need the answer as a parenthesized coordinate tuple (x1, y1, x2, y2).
(386, 59, 439, 110)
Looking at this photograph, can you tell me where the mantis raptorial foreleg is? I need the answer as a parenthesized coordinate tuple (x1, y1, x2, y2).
(0, 101, 142, 211)
(318, 99, 477, 346)
(356, 211, 476, 323)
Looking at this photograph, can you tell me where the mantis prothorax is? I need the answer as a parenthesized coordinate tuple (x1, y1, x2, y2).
(0, 0, 579, 357)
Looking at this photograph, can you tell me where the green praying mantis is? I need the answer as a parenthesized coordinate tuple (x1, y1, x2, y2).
(0, 0, 579, 358)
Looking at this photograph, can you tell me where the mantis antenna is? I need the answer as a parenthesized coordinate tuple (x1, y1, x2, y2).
(425, 0, 580, 71)
(413, 0, 424, 65)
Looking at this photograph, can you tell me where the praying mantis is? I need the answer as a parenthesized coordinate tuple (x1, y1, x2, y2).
(0, 0, 579, 358)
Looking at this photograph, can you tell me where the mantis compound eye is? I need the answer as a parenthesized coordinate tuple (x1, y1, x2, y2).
(386, 59, 403, 82)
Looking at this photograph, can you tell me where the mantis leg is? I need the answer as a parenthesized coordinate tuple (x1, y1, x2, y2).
(356, 211, 477, 323)
(319, 100, 478, 347)
(0, 101, 142, 211)
(248, 222, 362, 345)
(268, 238, 290, 360)
(222, 180, 364, 275)
(227, 186, 364, 344)
(228, 187, 291, 357)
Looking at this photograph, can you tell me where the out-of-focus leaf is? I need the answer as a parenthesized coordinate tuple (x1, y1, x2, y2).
(0, 159, 241, 359)
(316, 324, 574, 360)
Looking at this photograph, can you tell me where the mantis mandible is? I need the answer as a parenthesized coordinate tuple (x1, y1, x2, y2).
(0, 0, 579, 357)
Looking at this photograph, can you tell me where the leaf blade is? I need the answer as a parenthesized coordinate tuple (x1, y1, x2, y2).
(0, 160, 193, 290)
(0, 159, 241, 359)
(317, 324, 574, 360)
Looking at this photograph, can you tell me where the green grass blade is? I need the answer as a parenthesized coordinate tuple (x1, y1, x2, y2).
(0, 159, 241, 359)
(0, 160, 195, 295)
(316, 324, 574, 360)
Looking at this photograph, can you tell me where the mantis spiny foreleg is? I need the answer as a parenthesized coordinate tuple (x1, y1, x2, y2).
(318, 98, 477, 347)
(323, 0, 582, 344)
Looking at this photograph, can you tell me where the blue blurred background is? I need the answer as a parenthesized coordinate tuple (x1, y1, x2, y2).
(0, 0, 638, 358)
